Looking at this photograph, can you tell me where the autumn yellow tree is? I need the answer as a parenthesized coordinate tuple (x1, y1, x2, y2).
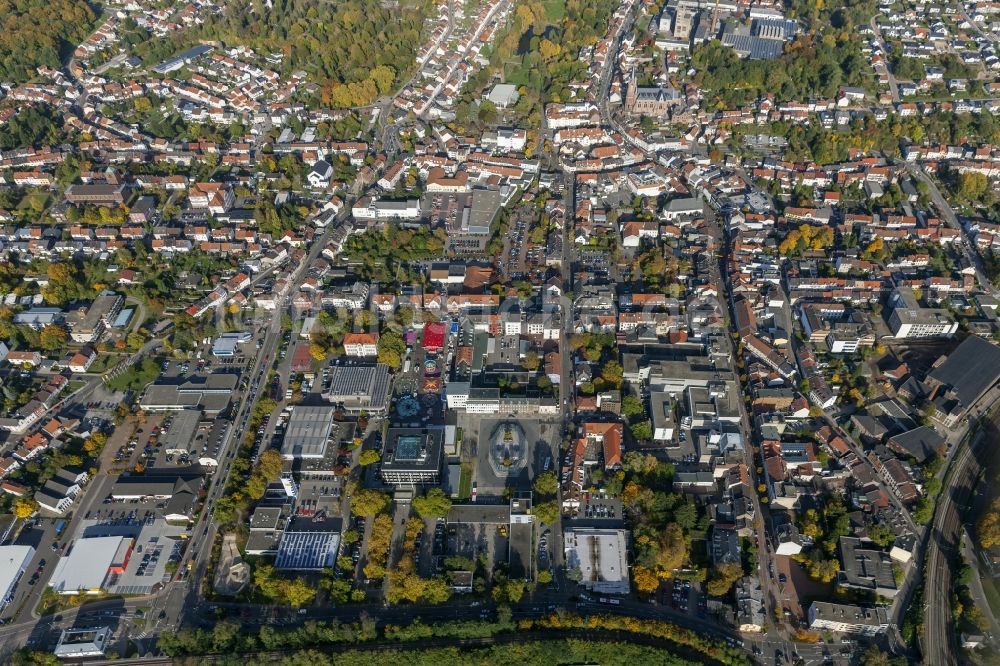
(706, 562, 743, 597)
(978, 498, 1000, 548)
(39, 324, 68, 350)
(633, 565, 660, 594)
(539, 38, 562, 60)
(654, 523, 687, 575)
(309, 343, 327, 361)
(83, 431, 108, 456)
(13, 497, 38, 519)
(370, 65, 396, 95)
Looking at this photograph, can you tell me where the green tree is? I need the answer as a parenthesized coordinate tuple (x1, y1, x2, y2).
(323, 578, 351, 604)
(370, 65, 396, 95)
(705, 562, 743, 597)
(913, 497, 934, 524)
(533, 471, 559, 497)
(860, 645, 891, 666)
(533, 501, 560, 525)
(653, 523, 687, 574)
(621, 395, 644, 419)
(673, 502, 698, 531)
(350, 489, 390, 517)
(630, 421, 652, 441)
(358, 450, 381, 466)
(284, 578, 317, 607)
(412, 488, 452, 518)
(257, 449, 284, 481)
(868, 523, 895, 548)
(211, 620, 240, 652)
(957, 171, 989, 201)
(600, 360, 624, 389)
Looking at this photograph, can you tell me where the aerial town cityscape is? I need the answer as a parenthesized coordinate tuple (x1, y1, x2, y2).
(5, 0, 1000, 664)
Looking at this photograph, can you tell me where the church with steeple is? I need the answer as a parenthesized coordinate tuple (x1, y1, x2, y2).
(624, 66, 682, 117)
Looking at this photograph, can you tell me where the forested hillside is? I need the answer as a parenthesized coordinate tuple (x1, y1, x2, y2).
(201, 0, 430, 106)
(0, 0, 98, 83)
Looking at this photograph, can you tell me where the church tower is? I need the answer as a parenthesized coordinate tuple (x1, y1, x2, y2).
(625, 64, 638, 112)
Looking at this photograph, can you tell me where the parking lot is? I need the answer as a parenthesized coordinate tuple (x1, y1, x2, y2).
(295, 477, 343, 518)
(447, 521, 508, 572)
(76, 514, 189, 595)
(662, 578, 705, 617)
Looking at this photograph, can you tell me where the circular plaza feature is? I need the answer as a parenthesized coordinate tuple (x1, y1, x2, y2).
(488, 421, 528, 478)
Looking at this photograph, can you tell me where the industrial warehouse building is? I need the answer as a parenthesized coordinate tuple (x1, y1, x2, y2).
(0, 545, 34, 611)
(563, 527, 630, 595)
(279, 405, 338, 460)
(139, 374, 238, 415)
(322, 364, 392, 414)
(48, 536, 133, 595)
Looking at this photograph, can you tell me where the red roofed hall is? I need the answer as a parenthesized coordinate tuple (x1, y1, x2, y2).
(422, 322, 446, 352)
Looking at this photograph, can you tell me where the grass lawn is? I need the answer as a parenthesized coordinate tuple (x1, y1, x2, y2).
(88, 353, 123, 374)
(980, 574, 1000, 619)
(542, 0, 565, 22)
(105, 357, 161, 392)
(504, 64, 532, 87)
(16, 191, 48, 215)
(459, 462, 472, 500)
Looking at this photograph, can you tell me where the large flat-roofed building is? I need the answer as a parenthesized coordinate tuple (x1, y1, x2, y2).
(622, 346, 735, 395)
(686, 381, 742, 427)
(837, 536, 898, 598)
(650, 391, 677, 444)
(161, 409, 202, 455)
(380, 427, 444, 485)
(109, 471, 202, 501)
(807, 601, 890, 636)
(445, 189, 502, 254)
(65, 183, 130, 206)
(486, 83, 519, 109)
(14, 307, 63, 330)
(0, 545, 34, 610)
(323, 364, 392, 414)
(54, 626, 112, 658)
(280, 405, 337, 460)
(211, 331, 251, 357)
(275, 531, 341, 570)
(48, 536, 133, 595)
(274, 516, 343, 570)
(66, 291, 124, 343)
(888, 287, 958, 338)
(246, 504, 291, 556)
(140, 374, 238, 414)
(563, 527, 630, 595)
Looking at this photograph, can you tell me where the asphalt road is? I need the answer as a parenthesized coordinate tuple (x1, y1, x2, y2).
(903, 163, 998, 298)
(179, 223, 339, 616)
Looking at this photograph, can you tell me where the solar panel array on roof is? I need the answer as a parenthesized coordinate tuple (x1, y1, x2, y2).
(274, 531, 340, 570)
